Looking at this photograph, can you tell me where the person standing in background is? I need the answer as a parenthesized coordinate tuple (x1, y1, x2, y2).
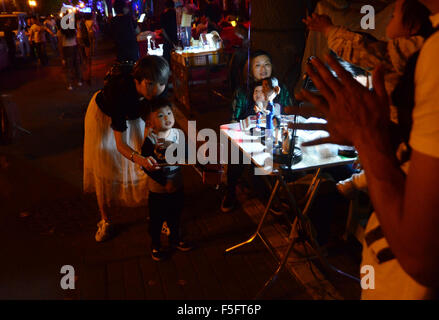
(26, 17, 35, 60)
(110, 0, 140, 62)
(85, 13, 99, 57)
(3, 20, 16, 67)
(44, 16, 58, 56)
(76, 14, 92, 83)
(205, 0, 222, 30)
(76, 14, 90, 63)
(160, 0, 178, 63)
(57, 26, 83, 90)
(29, 17, 54, 66)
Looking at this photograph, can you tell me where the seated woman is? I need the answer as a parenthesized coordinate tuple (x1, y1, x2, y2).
(222, 49, 295, 213)
(231, 50, 293, 122)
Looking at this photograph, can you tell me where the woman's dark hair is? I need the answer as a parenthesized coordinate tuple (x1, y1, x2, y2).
(113, 0, 127, 15)
(402, 0, 433, 38)
(241, 49, 274, 86)
(133, 55, 170, 84)
(251, 77, 278, 101)
(149, 97, 173, 114)
(165, 0, 175, 9)
(144, 97, 173, 121)
(250, 50, 272, 65)
(252, 80, 264, 90)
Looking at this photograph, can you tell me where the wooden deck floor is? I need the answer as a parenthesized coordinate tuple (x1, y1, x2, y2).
(67, 168, 312, 300)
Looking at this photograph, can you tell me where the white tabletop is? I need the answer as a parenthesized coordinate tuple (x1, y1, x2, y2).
(220, 122, 356, 175)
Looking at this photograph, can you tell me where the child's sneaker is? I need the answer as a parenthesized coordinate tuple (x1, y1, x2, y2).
(161, 221, 170, 236)
(95, 219, 111, 242)
(151, 248, 168, 261)
(173, 241, 194, 252)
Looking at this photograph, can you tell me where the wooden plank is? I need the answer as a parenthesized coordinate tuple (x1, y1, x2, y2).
(78, 263, 107, 299)
(237, 188, 318, 299)
(180, 170, 249, 299)
(123, 258, 145, 300)
(208, 209, 263, 299)
(171, 250, 206, 300)
(139, 256, 165, 300)
(185, 245, 228, 299)
(157, 258, 186, 300)
(228, 205, 299, 300)
(240, 188, 346, 300)
(106, 260, 125, 300)
(190, 193, 253, 300)
(239, 245, 305, 300)
(185, 215, 231, 300)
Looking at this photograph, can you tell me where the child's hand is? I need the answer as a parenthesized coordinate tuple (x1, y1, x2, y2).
(141, 156, 160, 171)
(254, 101, 264, 114)
(302, 13, 333, 36)
(268, 86, 280, 102)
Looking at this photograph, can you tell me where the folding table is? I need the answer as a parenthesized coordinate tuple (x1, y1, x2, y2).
(220, 121, 358, 297)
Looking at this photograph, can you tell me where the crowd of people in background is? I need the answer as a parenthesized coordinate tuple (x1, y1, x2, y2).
(4, 12, 100, 89)
(3, 0, 248, 89)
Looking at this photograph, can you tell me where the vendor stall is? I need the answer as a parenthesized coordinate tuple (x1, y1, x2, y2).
(171, 34, 230, 114)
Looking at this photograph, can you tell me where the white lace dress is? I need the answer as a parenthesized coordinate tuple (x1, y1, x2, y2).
(83, 91, 148, 208)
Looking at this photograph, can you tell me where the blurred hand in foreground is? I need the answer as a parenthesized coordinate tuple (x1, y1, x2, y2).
(302, 13, 334, 36)
(291, 54, 391, 147)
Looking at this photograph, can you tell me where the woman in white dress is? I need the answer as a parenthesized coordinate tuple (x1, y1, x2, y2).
(83, 56, 170, 241)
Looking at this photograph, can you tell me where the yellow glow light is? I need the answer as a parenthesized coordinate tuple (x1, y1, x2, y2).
(28, 0, 37, 7)
(231, 21, 237, 27)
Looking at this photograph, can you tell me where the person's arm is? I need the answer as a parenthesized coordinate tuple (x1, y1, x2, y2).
(29, 25, 34, 42)
(113, 130, 159, 171)
(296, 54, 439, 287)
(140, 136, 168, 186)
(356, 129, 439, 287)
(277, 83, 294, 113)
(326, 26, 392, 71)
(44, 26, 55, 37)
(93, 21, 99, 33)
(303, 13, 391, 72)
(133, 18, 140, 35)
(231, 89, 247, 122)
(327, 27, 423, 75)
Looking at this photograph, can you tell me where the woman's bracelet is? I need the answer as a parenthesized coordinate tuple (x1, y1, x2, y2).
(130, 151, 139, 162)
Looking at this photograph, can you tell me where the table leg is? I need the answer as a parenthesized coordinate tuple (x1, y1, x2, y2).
(225, 178, 281, 253)
(288, 168, 322, 239)
(255, 174, 323, 298)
